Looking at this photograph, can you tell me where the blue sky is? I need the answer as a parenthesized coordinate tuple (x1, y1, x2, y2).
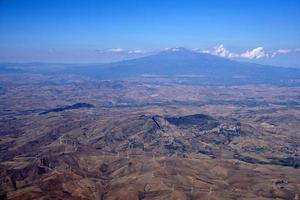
(0, 0, 300, 65)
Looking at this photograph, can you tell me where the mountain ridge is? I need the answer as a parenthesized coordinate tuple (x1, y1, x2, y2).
(64, 48, 300, 86)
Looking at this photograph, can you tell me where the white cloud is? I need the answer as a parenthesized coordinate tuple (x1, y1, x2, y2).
(96, 48, 145, 54)
(164, 47, 186, 52)
(199, 50, 210, 54)
(212, 44, 238, 58)
(272, 48, 300, 57)
(107, 48, 124, 52)
(128, 49, 143, 54)
(99, 46, 300, 60)
(199, 45, 300, 60)
(195, 45, 269, 59)
(196, 45, 238, 58)
(193, 48, 210, 53)
(240, 47, 268, 59)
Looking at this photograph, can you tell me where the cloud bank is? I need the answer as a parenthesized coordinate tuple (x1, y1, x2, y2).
(198, 45, 300, 60)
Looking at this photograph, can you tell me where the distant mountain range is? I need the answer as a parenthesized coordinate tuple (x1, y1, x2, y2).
(63, 48, 300, 86)
(1, 48, 300, 86)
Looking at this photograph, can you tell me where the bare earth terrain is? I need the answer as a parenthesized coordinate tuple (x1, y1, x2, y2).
(0, 72, 300, 200)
